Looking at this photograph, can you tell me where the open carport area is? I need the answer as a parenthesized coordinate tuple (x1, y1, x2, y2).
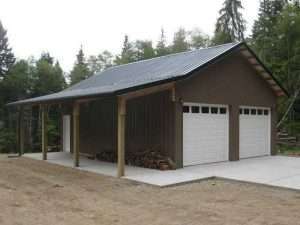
(25, 152, 300, 190)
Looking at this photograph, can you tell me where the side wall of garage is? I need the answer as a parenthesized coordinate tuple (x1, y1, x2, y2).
(175, 51, 277, 167)
(62, 91, 176, 163)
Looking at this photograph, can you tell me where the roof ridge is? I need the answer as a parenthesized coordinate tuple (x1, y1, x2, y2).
(96, 42, 241, 75)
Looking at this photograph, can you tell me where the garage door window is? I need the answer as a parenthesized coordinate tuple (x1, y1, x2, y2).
(183, 106, 190, 113)
(241, 108, 269, 116)
(220, 107, 227, 114)
(201, 107, 209, 114)
(257, 109, 263, 115)
(211, 107, 218, 114)
(184, 105, 228, 115)
(192, 106, 200, 113)
(251, 109, 257, 115)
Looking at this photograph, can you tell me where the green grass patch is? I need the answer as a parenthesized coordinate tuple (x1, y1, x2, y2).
(278, 144, 300, 156)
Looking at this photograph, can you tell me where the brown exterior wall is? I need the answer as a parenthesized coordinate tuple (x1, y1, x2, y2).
(62, 91, 176, 163)
(79, 98, 118, 156)
(125, 91, 175, 161)
(176, 51, 277, 166)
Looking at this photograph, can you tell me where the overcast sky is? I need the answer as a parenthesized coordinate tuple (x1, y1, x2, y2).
(0, 0, 260, 72)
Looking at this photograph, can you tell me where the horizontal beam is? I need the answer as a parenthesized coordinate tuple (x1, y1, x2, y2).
(119, 82, 175, 100)
(276, 91, 285, 96)
(76, 97, 102, 104)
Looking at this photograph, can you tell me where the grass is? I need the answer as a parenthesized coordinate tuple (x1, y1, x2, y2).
(278, 144, 300, 156)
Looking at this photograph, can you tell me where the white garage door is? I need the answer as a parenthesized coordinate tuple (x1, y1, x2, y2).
(239, 107, 271, 159)
(183, 103, 229, 166)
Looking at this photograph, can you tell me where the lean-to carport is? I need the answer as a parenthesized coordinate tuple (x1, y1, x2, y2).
(10, 81, 177, 177)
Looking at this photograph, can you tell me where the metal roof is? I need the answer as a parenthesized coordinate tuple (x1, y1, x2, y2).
(7, 42, 286, 106)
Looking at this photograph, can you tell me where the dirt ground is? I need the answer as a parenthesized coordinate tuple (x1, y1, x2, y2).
(0, 156, 300, 225)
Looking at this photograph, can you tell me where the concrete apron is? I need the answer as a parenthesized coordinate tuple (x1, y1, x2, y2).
(24, 152, 300, 190)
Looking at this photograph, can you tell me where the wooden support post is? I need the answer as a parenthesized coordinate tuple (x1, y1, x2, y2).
(18, 107, 24, 156)
(41, 105, 48, 160)
(73, 102, 80, 167)
(16, 111, 20, 155)
(117, 97, 126, 177)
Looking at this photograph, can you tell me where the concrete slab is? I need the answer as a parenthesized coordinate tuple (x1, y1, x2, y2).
(24, 152, 300, 190)
(25, 152, 159, 178)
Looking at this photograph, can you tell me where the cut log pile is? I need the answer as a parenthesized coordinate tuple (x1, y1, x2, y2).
(126, 148, 176, 170)
(95, 148, 176, 170)
(277, 131, 298, 146)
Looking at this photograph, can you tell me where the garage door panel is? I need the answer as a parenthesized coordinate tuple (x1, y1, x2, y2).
(239, 107, 270, 159)
(183, 104, 229, 166)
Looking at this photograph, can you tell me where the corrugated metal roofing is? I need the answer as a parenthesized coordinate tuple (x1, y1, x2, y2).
(8, 42, 246, 106)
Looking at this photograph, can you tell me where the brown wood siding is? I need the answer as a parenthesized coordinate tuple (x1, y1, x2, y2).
(126, 91, 174, 160)
(79, 98, 117, 156)
(68, 92, 175, 161)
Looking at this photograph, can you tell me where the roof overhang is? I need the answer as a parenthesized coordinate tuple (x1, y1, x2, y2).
(238, 44, 288, 97)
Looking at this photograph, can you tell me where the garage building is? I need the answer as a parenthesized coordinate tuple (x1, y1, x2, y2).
(9, 42, 287, 176)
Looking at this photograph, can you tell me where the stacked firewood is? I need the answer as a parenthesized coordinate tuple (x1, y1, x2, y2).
(126, 148, 176, 170)
(277, 131, 298, 146)
(95, 147, 176, 170)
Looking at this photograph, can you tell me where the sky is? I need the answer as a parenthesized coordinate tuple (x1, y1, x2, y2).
(0, 0, 260, 72)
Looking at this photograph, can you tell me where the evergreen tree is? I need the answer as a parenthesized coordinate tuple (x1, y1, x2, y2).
(252, 0, 287, 62)
(172, 28, 189, 53)
(212, 0, 246, 44)
(0, 60, 33, 130)
(88, 50, 114, 75)
(273, 4, 300, 94)
(189, 28, 211, 49)
(1, 60, 33, 102)
(69, 46, 91, 85)
(0, 21, 15, 78)
(135, 40, 155, 60)
(115, 35, 136, 65)
(156, 28, 170, 56)
(32, 53, 66, 96)
(251, 1, 300, 128)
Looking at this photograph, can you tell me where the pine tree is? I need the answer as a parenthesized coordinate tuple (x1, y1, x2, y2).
(88, 50, 114, 75)
(0, 21, 15, 78)
(189, 28, 211, 49)
(252, 0, 287, 62)
(172, 28, 189, 53)
(135, 40, 155, 60)
(274, 4, 300, 94)
(212, 0, 246, 44)
(156, 28, 169, 56)
(114, 35, 136, 65)
(69, 46, 91, 85)
(33, 53, 66, 96)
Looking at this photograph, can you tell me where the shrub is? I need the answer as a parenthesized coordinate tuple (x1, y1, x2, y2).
(0, 128, 17, 153)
